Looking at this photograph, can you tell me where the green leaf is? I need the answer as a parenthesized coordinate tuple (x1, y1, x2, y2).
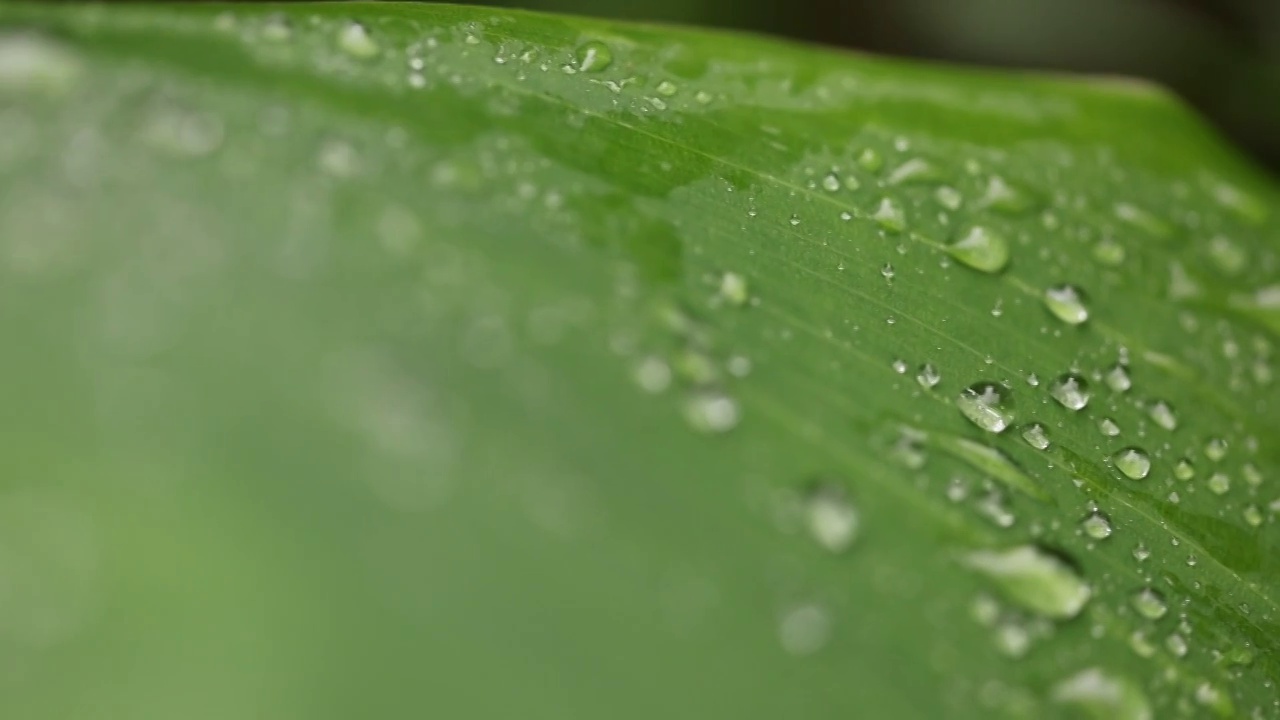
(0, 3, 1276, 718)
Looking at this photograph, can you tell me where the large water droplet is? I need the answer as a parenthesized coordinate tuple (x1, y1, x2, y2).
(1113, 448, 1151, 480)
(338, 21, 380, 59)
(957, 382, 1015, 433)
(1081, 512, 1112, 540)
(961, 545, 1090, 620)
(1050, 373, 1090, 411)
(946, 225, 1009, 273)
(1146, 400, 1177, 431)
(575, 41, 613, 72)
(1050, 668, 1152, 720)
(803, 481, 859, 553)
(1130, 587, 1167, 619)
(1043, 284, 1089, 325)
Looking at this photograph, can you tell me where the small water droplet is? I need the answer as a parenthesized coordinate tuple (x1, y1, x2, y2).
(1242, 462, 1262, 486)
(261, 14, 292, 42)
(1104, 364, 1131, 393)
(1113, 448, 1151, 480)
(1026, 373, 1039, 387)
(935, 186, 963, 210)
(778, 603, 831, 656)
(1165, 632, 1188, 657)
(880, 263, 895, 281)
(946, 225, 1010, 273)
(726, 355, 752, 378)
(821, 172, 841, 192)
(1207, 235, 1247, 275)
(633, 356, 671, 394)
(1050, 373, 1090, 411)
(1204, 437, 1228, 462)
(980, 176, 1036, 215)
(574, 41, 613, 72)
(789, 213, 801, 226)
(915, 362, 941, 389)
(891, 358, 908, 374)
(961, 545, 1091, 620)
(1097, 417, 1121, 437)
(683, 391, 739, 434)
(1131, 587, 1167, 619)
(1132, 544, 1150, 562)
(1146, 400, 1177, 431)
(1174, 459, 1194, 480)
(1243, 504, 1263, 527)
(1043, 284, 1089, 325)
(1081, 512, 1112, 540)
(655, 79, 678, 96)
(1093, 238, 1126, 267)
(886, 158, 939, 185)
(957, 382, 1015, 433)
(1207, 472, 1230, 495)
(1129, 630, 1156, 657)
(872, 197, 905, 233)
(1051, 668, 1152, 720)
(1114, 202, 1172, 238)
(856, 148, 882, 172)
(718, 271, 749, 307)
(338, 21, 379, 59)
(803, 481, 859, 553)
(1021, 423, 1050, 450)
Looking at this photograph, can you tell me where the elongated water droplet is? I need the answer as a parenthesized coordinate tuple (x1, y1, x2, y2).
(1051, 668, 1152, 720)
(1098, 417, 1120, 437)
(1044, 284, 1089, 325)
(803, 480, 859, 553)
(575, 41, 613, 72)
(886, 158, 939, 185)
(1207, 472, 1230, 495)
(1114, 202, 1172, 238)
(338, 21, 379, 59)
(1104, 363, 1131, 393)
(1021, 423, 1050, 450)
(961, 545, 1090, 620)
(946, 225, 1009, 273)
(1146, 400, 1177, 430)
(1113, 448, 1151, 480)
(957, 382, 1015, 433)
(916, 362, 941, 389)
(1131, 587, 1167, 619)
(718, 271, 749, 306)
(1081, 511, 1113, 540)
(872, 197, 905, 232)
(1050, 373, 1090, 411)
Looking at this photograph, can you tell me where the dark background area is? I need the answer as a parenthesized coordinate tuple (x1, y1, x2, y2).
(459, 0, 1280, 175)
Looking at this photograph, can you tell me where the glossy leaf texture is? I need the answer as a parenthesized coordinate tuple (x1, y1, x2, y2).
(0, 3, 1277, 719)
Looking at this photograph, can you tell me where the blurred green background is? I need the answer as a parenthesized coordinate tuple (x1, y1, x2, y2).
(458, 0, 1280, 173)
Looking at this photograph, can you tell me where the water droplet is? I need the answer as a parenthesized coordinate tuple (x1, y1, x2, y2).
(575, 41, 613, 72)
(880, 263, 895, 281)
(788, 214, 801, 226)
(1043, 284, 1089, 325)
(980, 176, 1036, 215)
(946, 225, 1010, 273)
(1242, 462, 1262, 486)
(633, 356, 671, 394)
(655, 80, 678, 96)
(1146, 400, 1177, 431)
(975, 491, 1016, 528)
(1114, 202, 1172, 238)
(1243, 504, 1263, 527)
(891, 358, 908, 374)
(1207, 472, 1230, 495)
(856, 147, 882, 172)
(674, 350, 717, 385)
(872, 197, 905, 233)
(1165, 632, 1188, 658)
(683, 391, 739, 434)
(961, 545, 1090, 620)
(1204, 437, 1228, 462)
(803, 481, 859, 553)
(1104, 364, 1131, 393)
(819, 172, 842, 192)
(1098, 417, 1121, 437)
(1050, 373, 1090, 411)
(726, 355, 752, 378)
(1021, 423, 1050, 450)
(886, 158, 939, 185)
(1051, 668, 1151, 720)
(900, 362, 937, 392)
(935, 186, 963, 210)
(1132, 544, 1150, 562)
(1093, 238, 1126, 267)
(1113, 448, 1151, 480)
(0, 31, 82, 94)
(261, 14, 292, 42)
(778, 603, 831, 656)
(718, 271, 749, 306)
(1174, 459, 1194, 480)
(1026, 373, 1040, 387)
(338, 21, 379, 59)
(1081, 512, 1112, 540)
(957, 382, 1015, 433)
(1130, 587, 1167, 619)
(1207, 235, 1247, 275)
(1129, 630, 1156, 658)
(993, 620, 1033, 658)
